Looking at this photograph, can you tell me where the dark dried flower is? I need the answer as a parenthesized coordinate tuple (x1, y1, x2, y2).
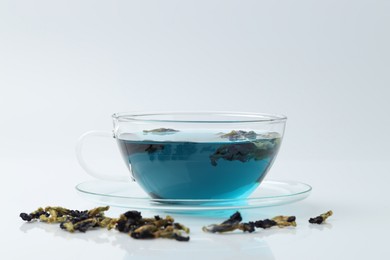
(309, 211, 333, 224)
(20, 206, 190, 242)
(203, 211, 296, 234)
(219, 130, 258, 141)
(210, 137, 281, 166)
(117, 210, 189, 242)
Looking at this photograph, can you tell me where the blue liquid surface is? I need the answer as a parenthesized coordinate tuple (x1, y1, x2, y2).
(117, 132, 280, 200)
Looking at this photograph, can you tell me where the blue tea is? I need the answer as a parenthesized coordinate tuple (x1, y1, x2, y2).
(117, 130, 281, 200)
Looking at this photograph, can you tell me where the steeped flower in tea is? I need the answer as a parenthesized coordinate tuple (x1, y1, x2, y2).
(117, 130, 282, 199)
(219, 130, 257, 141)
(143, 128, 180, 134)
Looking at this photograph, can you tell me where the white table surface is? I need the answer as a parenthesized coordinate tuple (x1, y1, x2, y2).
(2, 157, 389, 260)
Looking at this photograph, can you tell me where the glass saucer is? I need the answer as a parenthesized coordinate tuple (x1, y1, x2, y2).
(75, 180, 311, 213)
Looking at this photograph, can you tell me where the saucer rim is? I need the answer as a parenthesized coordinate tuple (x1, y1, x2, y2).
(75, 179, 312, 211)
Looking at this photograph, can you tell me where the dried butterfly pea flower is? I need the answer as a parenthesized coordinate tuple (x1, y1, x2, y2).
(19, 207, 49, 222)
(143, 128, 179, 134)
(117, 211, 190, 242)
(270, 215, 297, 228)
(19, 213, 33, 222)
(252, 219, 277, 229)
(309, 210, 333, 224)
(202, 212, 254, 233)
(219, 130, 258, 141)
(154, 226, 190, 241)
(144, 144, 165, 154)
(173, 222, 190, 233)
(20, 207, 190, 242)
(60, 218, 99, 233)
(131, 224, 159, 238)
(222, 211, 242, 224)
(131, 229, 156, 239)
(20, 206, 112, 233)
(210, 137, 281, 166)
(99, 217, 118, 230)
(203, 212, 296, 234)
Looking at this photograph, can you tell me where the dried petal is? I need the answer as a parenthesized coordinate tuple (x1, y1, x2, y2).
(309, 210, 333, 224)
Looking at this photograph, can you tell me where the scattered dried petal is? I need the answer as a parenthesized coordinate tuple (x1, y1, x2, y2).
(271, 215, 297, 228)
(118, 211, 189, 241)
(20, 206, 190, 242)
(203, 211, 296, 234)
(309, 210, 333, 224)
(202, 212, 255, 233)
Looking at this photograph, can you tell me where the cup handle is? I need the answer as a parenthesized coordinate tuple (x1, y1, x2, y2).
(76, 130, 129, 182)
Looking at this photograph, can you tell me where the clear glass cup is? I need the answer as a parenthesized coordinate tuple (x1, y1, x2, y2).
(76, 111, 287, 200)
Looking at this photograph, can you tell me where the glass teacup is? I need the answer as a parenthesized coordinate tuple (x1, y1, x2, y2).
(76, 112, 287, 200)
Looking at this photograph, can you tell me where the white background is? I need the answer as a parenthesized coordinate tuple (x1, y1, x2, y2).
(1, 1, 389, 259)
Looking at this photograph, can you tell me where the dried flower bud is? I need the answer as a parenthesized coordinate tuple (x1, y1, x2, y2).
(309, 210, 333, 224)
(203, 211, 297, 234)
